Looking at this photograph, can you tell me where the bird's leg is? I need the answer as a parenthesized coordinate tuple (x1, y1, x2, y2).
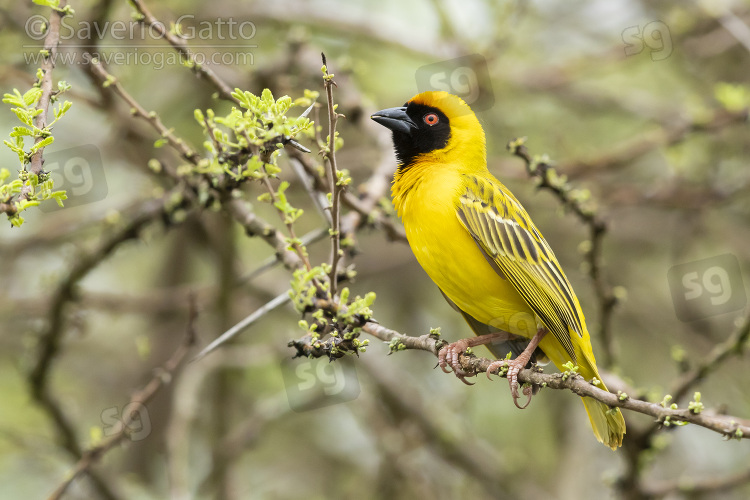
(486, 327, 548, 409)
(438, 332, 520, 386)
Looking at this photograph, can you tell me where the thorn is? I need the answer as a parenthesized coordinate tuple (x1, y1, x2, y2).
(300, 100, 316, 119)
(287, 139, 311, 153)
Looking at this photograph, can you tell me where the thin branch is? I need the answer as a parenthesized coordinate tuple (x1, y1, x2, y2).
(287, 148, 406, 243)
(85, 68, 303, 272)
(357, 322, 750, 441)
(28, 0, 68, 177)
(559, 108, 749, 180)
(192, 290, 291, 362)
(88, 60, 200, 165)
(670, 310, 750, 403)
(321, 53, 344, 295)
(129, 0, 238, 103)
(47, 300, 198, 500)
(257, 170, 312, 270)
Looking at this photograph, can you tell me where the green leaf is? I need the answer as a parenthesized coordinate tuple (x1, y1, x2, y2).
(23, 87, 43, 107)
(29, 136, 54, 153)
(11, 108, 33, 127)
(2, 89, 25, 107)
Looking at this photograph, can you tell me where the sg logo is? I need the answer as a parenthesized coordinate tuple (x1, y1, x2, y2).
(281, 356, 360, 412)
(40, 145, 107, 212)
(101, 402, 152, 441)
(622, 21, 673, 61)
(668, 254, 747, 322)
(415, 54, 494, 114)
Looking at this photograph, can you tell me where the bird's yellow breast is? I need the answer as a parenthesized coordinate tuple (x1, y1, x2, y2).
(393, 161, 538, 337)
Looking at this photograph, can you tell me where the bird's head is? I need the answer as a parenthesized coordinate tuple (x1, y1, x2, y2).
(371, 91, 486, 171)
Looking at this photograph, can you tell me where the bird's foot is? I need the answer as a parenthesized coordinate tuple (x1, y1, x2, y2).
(437, 332, 517, 386)
(486, 327, 548, 409)
(438, 339, 475, 385)
(486, 358, 534, 409)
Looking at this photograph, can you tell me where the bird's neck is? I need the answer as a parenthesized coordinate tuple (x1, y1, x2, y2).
(391, 149, 488, 218)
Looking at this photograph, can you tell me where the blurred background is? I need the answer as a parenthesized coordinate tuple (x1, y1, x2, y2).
(1, 0, 749, 499)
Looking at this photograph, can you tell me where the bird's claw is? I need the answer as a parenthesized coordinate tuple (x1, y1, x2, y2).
(437, 340, 475, 385)
(486, 358, 534, 409)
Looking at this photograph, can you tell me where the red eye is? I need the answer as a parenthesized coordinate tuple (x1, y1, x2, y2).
(423, 113, 439, 126)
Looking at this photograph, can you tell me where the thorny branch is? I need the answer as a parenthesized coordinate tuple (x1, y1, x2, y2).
(28, 1, 69, 179)
(321, 53, 345, 296)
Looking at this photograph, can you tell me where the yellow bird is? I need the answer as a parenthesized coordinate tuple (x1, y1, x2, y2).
(371, 91, 625, 449)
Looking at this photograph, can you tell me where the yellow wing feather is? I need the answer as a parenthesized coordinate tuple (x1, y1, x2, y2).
(456, 174, 625, 449)
(456, 175, 584, 361)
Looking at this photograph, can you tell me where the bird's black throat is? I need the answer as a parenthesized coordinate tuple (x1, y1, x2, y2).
(390, 103, 451, 170)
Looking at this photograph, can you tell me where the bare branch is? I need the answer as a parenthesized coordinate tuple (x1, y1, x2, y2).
(129, 0, 238, 103)
(47, 301, 197, 500)
(88, 60, 200, 165)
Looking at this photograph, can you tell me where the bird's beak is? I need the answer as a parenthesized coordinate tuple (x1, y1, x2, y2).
(371, 106, 417, 135)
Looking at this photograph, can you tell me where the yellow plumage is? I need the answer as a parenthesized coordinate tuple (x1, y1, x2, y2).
(375, 91, 625, 449)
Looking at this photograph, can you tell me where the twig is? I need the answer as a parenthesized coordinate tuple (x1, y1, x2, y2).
(88, 60, 200, 165)
(358, 322, 750, 441)
(560, 108, 749, 179)
(28, 0, 68, 178)
(257, 170, 313, 271)
(321, 53, 344, 295)
(129, 0, 238, 103)
(192, 290, 291, 362)
(47, 300, 198, 500)
(670, 310, 750, 403)
(287, 148, 406, 242)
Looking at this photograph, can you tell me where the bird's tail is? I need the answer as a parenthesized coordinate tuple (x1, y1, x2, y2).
(541, 333, 626, 449)
(578, 352, 626, 450)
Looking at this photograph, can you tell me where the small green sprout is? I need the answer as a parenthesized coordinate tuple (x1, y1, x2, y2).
(688, 392, 704, 414)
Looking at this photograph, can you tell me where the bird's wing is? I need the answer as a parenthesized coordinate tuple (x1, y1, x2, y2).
(456, 175, 584, 362)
